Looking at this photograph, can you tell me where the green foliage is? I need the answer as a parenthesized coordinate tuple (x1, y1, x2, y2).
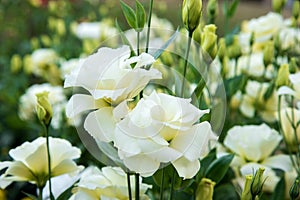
(271, 176, 286, 200)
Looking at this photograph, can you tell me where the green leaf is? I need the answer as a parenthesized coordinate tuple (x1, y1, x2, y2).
(135, 0, 146, 31)
(120, 1, 137, 29)
(213, 183, 239, 200)
(191, 78, 206, 106)
(271, 176, 285, 200)
(22, 192, 38, 200)
(205, 154, 234, 184)
(115, 19, 136, 56)
(263, 81, 275, 101)
(223, 74, 248, 98)
(227, 0, 239, 18)
(196, 148, 217, 181)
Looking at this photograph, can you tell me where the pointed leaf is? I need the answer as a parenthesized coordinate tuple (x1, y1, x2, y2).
(120, 1, 137, 29)
(205, 154, 234, 184)
(227, 0, 239, 18)
(263, 81, 275, 101)
(271, 176, 285, 200)
(196, 148, 217, 181)
(136, 0, 146, 31)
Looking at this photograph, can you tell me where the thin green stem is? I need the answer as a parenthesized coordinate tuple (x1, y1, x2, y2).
(127, 173, 132, 200)
(38, 186, 43, 200)
(135, 173, 140, 200)
(145, 0, 154, 53)
(169, 169, 176, 200)
(160, 168, 165, 200)
(44, 124, 54, 200)
(181, 30, 193, 98)
(137, 31, 140, 56)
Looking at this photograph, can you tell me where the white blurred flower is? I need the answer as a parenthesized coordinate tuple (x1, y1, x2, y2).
(19, 83, 67, 129)
(279, 27, 300, 52)
(279, 107, 300, 152)
(240, 80, 278, 122)
(74, 21, 117, 40)
(60, 58, 82, 79)
(236, 52, 265, 77)
(221, 124, 293, 192)
(278, 72, 300, 100)
(0, 137, 83, 189)
(114, 91, 214, 179)
(69, 166, 151, 200)
(30, 48, 59, 76)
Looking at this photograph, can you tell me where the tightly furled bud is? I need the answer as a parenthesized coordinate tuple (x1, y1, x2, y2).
(182, 0, 202, 32)
(36, 91, 53, 126)
(263, 41, 274, 66)
(275, 63, 290, 87)
(196, 178, 215, 200)
(227, 36, 242, 59)
(10, 54, 22, 73)
(207, 0, 218, 24)
(218, 38, 226, 61)
(251, 167, 265, 197)
(272, 0, 287, 13)
(290, 178, 300, 200)
(292, 0, 300, 20)
(201, 24, 218, 59)
(241, 175, 253, 200)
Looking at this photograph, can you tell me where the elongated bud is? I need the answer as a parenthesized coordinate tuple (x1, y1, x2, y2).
(290, 178, 300, 200)
(289, 57, 297, 73)
(207, 0, 218, 24)
(36, 91, 53, 127)
(276, 63, 290, 87)
(201, 24, 218, 59)
(218, 38, 226, 61)
(196, 178, 215, 200)
(10, 54, 22, 73)
(227, 36, 241, 59)
(242, 175, 253, 200)
(251, 167, 265, 197)
(272, 0, 287, 13)
(293, 0, 300, 20)
(263, 41, 274, 66)
(182, 0, 202, 32)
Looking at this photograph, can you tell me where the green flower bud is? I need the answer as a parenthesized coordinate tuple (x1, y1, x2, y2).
(192, 25, 202, 44)
(10, 54, 22, 73)
(263, 41, 274, 66)
(242, 175, 253, 200)
(272, 0, 287, 13)
(196, 178, 215, 200)
(289, 178, 300, 200)
(218, 38, 226, 61)
(36, 91, 53, 127)
(227, 36, 241, 59)
(182, 0, 202, 32)
(251, 167, 265, 197)
(201, 24, 218, 59)
(207, 0, 218, 24)
(293, 0, 300, 20)
(289, 57, 298, 73)
(276, 63, 290, 87)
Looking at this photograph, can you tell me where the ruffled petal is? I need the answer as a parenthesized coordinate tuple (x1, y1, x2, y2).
(262, 154, 293, 172)
(123, 155, 160, 177)
(172, 157, 200, 179)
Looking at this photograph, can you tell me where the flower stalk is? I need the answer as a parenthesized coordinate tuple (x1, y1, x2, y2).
(145, 0, 154, 53)
(127, 173, 132, 200)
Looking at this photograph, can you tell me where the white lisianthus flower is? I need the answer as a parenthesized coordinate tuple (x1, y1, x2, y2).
(30, 48, 59, 76)
(279, 27, 300, 52)
(279, 107, 300, 152)
(278, 72, 300, 100)
(19, 83, 67, 129)
(0, 137, 83, 189)
(69, 166, 151, 200)
(240, 80, 278, 122)
(236, 52, 265, 77)
(60, 58, 83, 79)
(114, 91, 214, 179)
(239, 12, 284, 52)
(221, 124, 293, 192)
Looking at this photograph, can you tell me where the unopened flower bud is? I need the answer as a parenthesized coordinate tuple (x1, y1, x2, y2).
(289, 178, 300, 200)
(276, 63, 290, 87)
(218, 38, 226, 60)
(272, 0, 287, 13)
(251, 167, 265, 197)
(292, 0, 300, 20)
(289, 57, 298, 73)
(263, 41, 274, 66)
(242, 175, 253, 200)
(207, 0, 218, 24)
(201, 24, 218, 59)
(196, 178, 215, 200)
(192, 25, 202, 44)
(227, 36, 241, 59)
(36, 91, 53, 127)
(10, 54, 22, 73)
(182, 0, 202, 32)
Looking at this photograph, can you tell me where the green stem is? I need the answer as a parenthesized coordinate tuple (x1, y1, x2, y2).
(145, 0, 154, 53)
(127, 173, 132, 200)
(181, 30, 193, 98)
(135, 173, 140, 200)
(137, 31, 140, 56)
(160, 168, 165, 200)
(169, 169, 176, 200)
(38, 186, 43, 200)
(44, 124, 54, 200)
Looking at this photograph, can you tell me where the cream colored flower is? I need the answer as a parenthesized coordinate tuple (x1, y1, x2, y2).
(0, 137, 82, 189)
(69, 166, 151, 200)
(236, 52, 265, 77)
(19, 83, 67, 129)
(279, 107, 300, 152)
(278, 72, 300, 100)
(74, 21, 117, 40)
(279, 27, 300, 52)
(114, 91, 214, 179)
(221, 124, 293, 192)
(239, 80, 278, 122)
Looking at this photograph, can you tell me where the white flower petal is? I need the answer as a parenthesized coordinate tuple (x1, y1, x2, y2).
(84, 107, 115, 142)
(123, 155, 160, 177)
(172, 157, 200, 179)
(262, 154, 293, 172)
(277, 86, 296, 96)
